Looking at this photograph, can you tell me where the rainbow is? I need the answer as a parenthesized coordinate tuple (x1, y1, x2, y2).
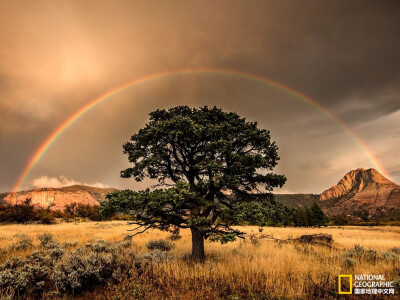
(11, 68, 389, 193)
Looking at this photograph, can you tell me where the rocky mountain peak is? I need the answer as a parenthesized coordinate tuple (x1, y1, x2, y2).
(320, 168, 395, 201)
(319, 168, 400, 217)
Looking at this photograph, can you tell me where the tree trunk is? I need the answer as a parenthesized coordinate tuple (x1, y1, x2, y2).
(190, 227, 205, 261)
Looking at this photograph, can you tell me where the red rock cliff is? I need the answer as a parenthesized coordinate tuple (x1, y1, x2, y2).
(4, 185, 116, 211)
(319, 168, 400, 217)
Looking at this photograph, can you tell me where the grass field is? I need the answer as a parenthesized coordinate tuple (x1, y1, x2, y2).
(1, 222, 399, 299)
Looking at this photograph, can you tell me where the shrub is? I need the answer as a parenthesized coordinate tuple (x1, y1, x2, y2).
(0, 199, 81, 224)
(53, 248, 129, 293)
(35, 210, 56, 224)
(181, 253, 192, 261)
(0, 250, 59, 297)
(329, 215, 349, 226)
(8, 234, 33, 251)
(0, 199, 36, 223)
(111, 214, 132, 221)
(345, 245, 378, 263)
(168, 233, 182, 241)
(382, 251, 399, 262)
(146, 239, 175, 252)
(360, 249, 378, 263)
(63, 203, 102, 221)
(37, 233, 58, 248)
(390, 247, 400, 255)
(53, 238, 135, 294)
(0, 235, 136, 298)
(140, 250, 168, 264)
(342, 257, 356, 268)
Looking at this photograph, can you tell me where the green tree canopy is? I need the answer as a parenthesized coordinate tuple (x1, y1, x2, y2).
(294, 208, 309, 227)
(310, 202, 327, 227)
(293, 203, 327, 227)
(101, 106, 286, 260)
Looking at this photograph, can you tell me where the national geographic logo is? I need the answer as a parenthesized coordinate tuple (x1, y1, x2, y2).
(338, 274, 395, 295)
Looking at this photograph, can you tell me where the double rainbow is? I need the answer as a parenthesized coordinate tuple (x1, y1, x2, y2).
(11, 68, 389, 193)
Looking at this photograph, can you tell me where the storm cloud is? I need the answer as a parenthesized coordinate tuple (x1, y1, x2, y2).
(0, 0, 399, 193)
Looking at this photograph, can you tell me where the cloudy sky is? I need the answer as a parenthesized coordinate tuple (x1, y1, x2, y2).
(1, 0, 399, 194)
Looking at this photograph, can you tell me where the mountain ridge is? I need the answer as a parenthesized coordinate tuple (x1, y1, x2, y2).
(2, 169, 400, 218)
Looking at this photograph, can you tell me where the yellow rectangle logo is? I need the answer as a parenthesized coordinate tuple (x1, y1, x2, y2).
(338, 275, 352, 294)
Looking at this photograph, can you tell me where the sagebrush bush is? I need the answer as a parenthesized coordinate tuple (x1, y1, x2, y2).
(0, 235, 136, 298)
(344, 245, 378, 263)
(382, 251, 399, 262)
(168, 233, 182, 241)
(146, 239, 175, 252)
(141, 249, 171, 264)
(0, 251, 57, 297)
(37, 232, 60, 249)
(8, 234, 33, 251)
(390, 247, 400, 255)
(52, 245, 134, 294)
(342, 257, 356, 268)
(181, 253, 192, 261)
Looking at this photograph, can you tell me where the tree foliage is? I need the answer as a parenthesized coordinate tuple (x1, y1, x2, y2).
(293, 203, 327, 227)
(310, 202, 328, 227)
(0, 200, 101, 224)
(0, 199, 62, 224)
(64, 203, 101, 220)
(101, 106, 286, 259)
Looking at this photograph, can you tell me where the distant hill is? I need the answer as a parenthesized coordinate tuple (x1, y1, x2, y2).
(274, 193, 320, 208)
(4, 185, 117, 211)
(2, 168, 399, 219)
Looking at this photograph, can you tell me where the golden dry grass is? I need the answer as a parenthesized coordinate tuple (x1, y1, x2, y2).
(1, 222, 399, 299)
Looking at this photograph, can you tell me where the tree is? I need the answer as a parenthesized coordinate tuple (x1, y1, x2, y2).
(294, 208, 309, 227)
(310, 202, 327, 227)
(329, 214, 349, 226)
(305, 207, 314, 226)
(64, 203, 102, 221)
(8, 198, 36, 223)
(101, 106, 286, 261)
(293, 204, 327, 227)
